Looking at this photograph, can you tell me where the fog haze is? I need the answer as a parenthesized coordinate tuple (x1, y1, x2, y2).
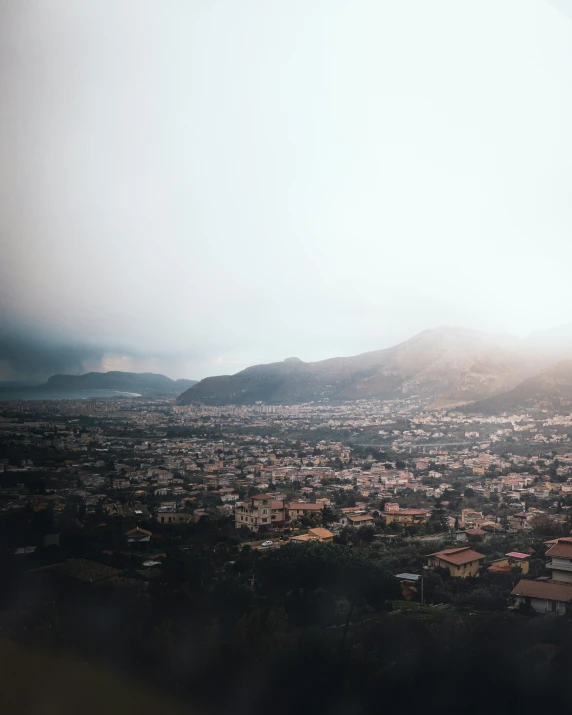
(2, 0, 572, 380)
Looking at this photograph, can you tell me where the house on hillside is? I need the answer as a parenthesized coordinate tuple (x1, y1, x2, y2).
(511, 580, 572, 615)
(125, 527, 152, 544)
(287, 502, 324, 521)
(235, 494, 286, 532)
(545, 538, 572, 584)
(460, 509, 483, 527)
(426, 547, 485, 578)
(290, 527, 334, 544)
(510, 538, 572, 614)
(383, 508, 429, 526)
(347, 514, 375, 529)
(488, 552, 530, 575)
(156, 513, 192, 526)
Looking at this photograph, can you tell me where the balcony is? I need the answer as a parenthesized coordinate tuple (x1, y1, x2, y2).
(547, 560, 572, 572)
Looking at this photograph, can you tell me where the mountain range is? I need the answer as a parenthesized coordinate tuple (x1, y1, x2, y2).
(177, 327, 572, 411)
(0, 371, 197, 401)
(463, 359, 572, 414)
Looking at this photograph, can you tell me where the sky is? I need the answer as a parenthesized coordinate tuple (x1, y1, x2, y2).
(2, 0, 572, 381)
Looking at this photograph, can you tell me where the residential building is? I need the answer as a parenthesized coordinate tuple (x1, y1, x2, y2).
(383, 508, 429, 526)
(426, 547, 485, 578)
(235, 494, 286, 532)
(156, 513, 191, 525)
(347, 514, 375, 528)
(488, 552, 530, 575)
(290, 527, 334, 544)
(545, 538, 572, 584)
(511, 580, 572, 615)
(460, 509, 483, 527)
(125, 526, 152, 543)
(287, 502, 324, 521)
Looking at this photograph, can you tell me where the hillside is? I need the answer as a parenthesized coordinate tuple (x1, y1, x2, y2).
(463, 360, 572, 414)
(177, 327, 550, 407)
(44, 371, 196, 394)
(0, 371, 197, 400)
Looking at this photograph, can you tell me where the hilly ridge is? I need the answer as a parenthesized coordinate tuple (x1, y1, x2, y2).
(0, 371, 197, 401)
(44, 371, 196, 394)
(177, 327, 553, 407)
(462, 359, 572, 414)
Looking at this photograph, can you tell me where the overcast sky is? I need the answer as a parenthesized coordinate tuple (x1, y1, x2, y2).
(2, 0, 572, 380)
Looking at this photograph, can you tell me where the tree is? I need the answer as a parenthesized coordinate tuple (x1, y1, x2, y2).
(357, 525, 376, 543)
(255, 542, 399, 628)
(429, 501, 448, 532)
(530, 513, 563, 538)
(322, 506, 336, 527)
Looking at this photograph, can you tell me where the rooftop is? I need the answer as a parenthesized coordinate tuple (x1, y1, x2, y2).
(427, 547, 486, 566)
(511, 579, 572, 602)
(546, 541, 572, 559)
(308, 527, 334, 539)
(348, 514, 374, 523)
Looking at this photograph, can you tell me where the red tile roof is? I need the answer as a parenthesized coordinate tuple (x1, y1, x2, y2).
(308, 528, 334, 539)
(546, 541, 572, 559)
(465, 528, 486, 536)
(125, 527, 152, 536)
(287, 502, 323, 511)
(427, 547, 486, 566)
(511, 579, 572, 602)
(347, 514, 374, 523)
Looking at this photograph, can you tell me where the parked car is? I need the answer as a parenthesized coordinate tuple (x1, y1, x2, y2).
(261, 540, 273, 548)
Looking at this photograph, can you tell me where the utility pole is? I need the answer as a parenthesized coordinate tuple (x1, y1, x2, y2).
(421, 576, 424, 605)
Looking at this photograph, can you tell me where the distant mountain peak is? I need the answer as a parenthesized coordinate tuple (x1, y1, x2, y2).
(177, 327, 556, 407)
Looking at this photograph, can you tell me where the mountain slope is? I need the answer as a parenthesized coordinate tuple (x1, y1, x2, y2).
(463, 360, 572, 414)
(177, 327, 550, 406)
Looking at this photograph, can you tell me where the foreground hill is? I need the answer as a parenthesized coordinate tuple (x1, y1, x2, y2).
(177, 327, 550, 406)
(0, 371, 197, 400)
(463, 359, 572, 414)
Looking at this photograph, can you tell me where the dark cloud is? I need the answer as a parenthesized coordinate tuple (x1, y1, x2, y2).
(0, 332, 108, 381)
